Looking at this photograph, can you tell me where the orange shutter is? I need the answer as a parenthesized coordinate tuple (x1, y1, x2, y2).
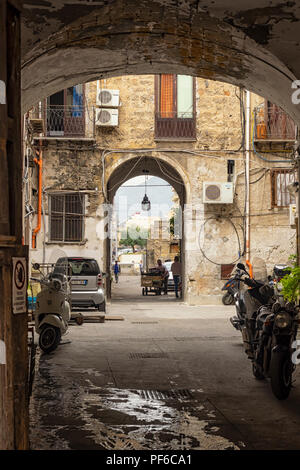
(160, 74, 174, 118)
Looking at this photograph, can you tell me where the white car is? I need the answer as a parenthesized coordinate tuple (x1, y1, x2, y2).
(54, 257, 106, 312)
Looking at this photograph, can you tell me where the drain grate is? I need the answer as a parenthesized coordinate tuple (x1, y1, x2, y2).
(129, 352, 169, 359)
(131, 321, 159, 324)
(138, 389, 194, 400)
(174, 336, 236, 341)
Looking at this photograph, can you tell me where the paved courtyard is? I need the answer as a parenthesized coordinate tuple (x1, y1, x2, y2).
(29, 276, 300, 450)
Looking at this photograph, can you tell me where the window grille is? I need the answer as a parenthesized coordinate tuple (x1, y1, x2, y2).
(271, 169, 296, 208)
(49, 193, 84, 242)
(221, 264, 235, 280)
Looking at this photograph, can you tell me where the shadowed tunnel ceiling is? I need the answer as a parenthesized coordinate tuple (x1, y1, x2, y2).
(21, 0, 300, 123)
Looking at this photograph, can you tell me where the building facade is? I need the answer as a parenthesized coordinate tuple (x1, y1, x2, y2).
(25, 75, 297, 304)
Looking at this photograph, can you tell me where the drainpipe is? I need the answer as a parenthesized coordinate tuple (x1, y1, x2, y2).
(42, 188, 46, 263)
(245, 90, 252, 277)
(32, 144, 42, 249)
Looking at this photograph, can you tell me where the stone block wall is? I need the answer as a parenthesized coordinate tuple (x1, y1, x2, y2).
(29, 76, 296, 304)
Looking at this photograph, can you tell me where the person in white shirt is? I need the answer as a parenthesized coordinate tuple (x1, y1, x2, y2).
(171, 256, 181, 298)
(156, 259, 169, 295)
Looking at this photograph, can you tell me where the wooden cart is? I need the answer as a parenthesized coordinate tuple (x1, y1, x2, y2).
(141, 273, 164, 295)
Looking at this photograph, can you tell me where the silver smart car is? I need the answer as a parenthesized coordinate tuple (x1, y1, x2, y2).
(55, 257, 106, 312)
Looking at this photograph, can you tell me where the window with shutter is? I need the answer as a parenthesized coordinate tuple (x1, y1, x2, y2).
(49, 193, 84, 242)
(155, 74, 196, 139)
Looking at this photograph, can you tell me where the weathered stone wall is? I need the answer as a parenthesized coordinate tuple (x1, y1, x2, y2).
(30, 139, 107, 267)
(30, 76, 296, 304)
(21, 0, 300, 128)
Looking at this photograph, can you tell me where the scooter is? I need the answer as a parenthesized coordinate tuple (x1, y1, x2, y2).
(31, 263, 71, 353)
(230, 266, 274, 331)
(221, 267, 242, 305)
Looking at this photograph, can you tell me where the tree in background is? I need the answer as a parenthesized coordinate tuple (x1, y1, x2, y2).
(119, 227, 148, 253)
(169, 207, 181, 237)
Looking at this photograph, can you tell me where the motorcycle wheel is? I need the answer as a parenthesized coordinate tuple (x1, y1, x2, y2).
(270, 352, 292, 400)
(222, 293, 234, 305)
(252, 362, 265, 380)
(39, 324, 61, 353)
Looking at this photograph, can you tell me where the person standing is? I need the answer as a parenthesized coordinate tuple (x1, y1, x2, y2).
(156, 259, 169, 295)
(171, 256, 181, 298)
(113, 260, 120, 283)
(139, 260, 144, 274)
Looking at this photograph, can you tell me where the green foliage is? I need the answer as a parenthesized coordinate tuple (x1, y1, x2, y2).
(169, 208, 180, 236)
(281, 255, 300, 302)
(119, 236, 147, 252)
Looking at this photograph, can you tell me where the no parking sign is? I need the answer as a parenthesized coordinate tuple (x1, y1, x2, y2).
(12, 257, 27, 314)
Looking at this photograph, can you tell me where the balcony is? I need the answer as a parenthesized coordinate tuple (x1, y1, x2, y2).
(45, 105, 85, 137)
(254, 103, 297, 141)
(30, 104, 86, 138)
(155, 112, 196, 140)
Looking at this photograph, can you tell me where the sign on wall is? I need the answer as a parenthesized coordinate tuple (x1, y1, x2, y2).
(12, 257, 27, 314)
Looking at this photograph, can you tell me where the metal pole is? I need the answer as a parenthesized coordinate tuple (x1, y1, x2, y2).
(245, 90, 251, 265)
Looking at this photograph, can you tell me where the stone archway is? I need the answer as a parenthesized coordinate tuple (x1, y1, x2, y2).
(105, 155, 187, 300)
(21, 0, 300, 125)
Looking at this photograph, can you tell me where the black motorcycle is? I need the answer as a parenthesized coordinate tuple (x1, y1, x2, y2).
(235, 262, 299, 400)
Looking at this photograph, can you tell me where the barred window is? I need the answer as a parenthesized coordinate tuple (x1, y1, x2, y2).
(271, 169, 296, 208)
(49, 193, 84, 242)
(221, 264, 235, 280)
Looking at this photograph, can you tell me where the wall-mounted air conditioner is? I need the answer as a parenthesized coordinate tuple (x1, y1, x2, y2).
(96, 86, 120, 107)
(203, 182, 234, 204)
(95, 108, 119, 127)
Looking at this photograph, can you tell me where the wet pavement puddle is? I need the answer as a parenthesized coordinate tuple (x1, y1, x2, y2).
(29, 354, 244, 450)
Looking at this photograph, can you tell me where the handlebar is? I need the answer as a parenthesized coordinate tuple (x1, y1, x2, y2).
(233, 274, 263, 288)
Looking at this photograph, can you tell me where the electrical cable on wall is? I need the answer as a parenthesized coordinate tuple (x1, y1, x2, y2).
(198, 216, 244, 266)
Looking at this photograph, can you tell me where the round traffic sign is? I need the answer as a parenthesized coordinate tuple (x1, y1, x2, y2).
(14, 260, 25, 290)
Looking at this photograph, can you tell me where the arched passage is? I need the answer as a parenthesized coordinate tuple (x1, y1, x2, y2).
(105, 156, 187, 300)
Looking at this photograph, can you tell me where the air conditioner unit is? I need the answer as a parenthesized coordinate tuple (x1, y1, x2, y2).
(95, 108, 119, 127)
(203, 182, 234, 204)
(289, 203, 297, 228)
(96, 86, 120, 107)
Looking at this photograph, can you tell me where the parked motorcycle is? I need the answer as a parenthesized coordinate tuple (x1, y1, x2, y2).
(221, 268, 242, 305)
(230, 266, 274, 332)
(31, 262, 71, 353)
(234, 262, 299, 400)
(229, 268, 249, 331)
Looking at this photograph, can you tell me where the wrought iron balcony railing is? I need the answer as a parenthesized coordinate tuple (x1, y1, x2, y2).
(254, 103, 296, 141)
(30, 104, 86, 137)
(45, 105, 85, 137)
(155, 112, 196, 139)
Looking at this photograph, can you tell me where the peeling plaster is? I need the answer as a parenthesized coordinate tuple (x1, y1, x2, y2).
(20, 0, 300, 124)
